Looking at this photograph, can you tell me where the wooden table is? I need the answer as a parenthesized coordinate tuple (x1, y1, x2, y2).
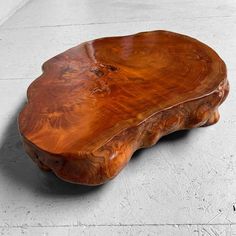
(19, 30, 228, 186)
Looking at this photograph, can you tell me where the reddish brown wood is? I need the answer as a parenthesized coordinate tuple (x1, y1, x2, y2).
(18, 30, 229, 185)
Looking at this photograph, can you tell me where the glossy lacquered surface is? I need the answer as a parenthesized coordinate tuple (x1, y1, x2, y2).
(18, 30, 229, 185)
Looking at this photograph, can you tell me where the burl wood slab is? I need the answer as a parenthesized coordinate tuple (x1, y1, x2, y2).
(18, 30, 229, 185)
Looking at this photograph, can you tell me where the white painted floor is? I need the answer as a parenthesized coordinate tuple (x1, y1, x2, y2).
(0, 0, 236, 235)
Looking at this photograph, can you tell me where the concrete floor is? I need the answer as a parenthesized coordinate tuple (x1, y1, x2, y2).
(0, 0, 236, 235)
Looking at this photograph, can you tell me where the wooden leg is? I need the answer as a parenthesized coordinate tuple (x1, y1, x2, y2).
(202, 109, 220, 127)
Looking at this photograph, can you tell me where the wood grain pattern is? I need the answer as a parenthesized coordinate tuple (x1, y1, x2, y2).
(18, 30, 229, 185)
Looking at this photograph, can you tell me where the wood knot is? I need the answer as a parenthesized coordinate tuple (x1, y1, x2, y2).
(90, 64, 118, 78)
(90, 67, 104, 77)
(106, 64, 118, 72)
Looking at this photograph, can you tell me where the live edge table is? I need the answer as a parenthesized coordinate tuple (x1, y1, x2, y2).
(18, 30, 229, 185)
